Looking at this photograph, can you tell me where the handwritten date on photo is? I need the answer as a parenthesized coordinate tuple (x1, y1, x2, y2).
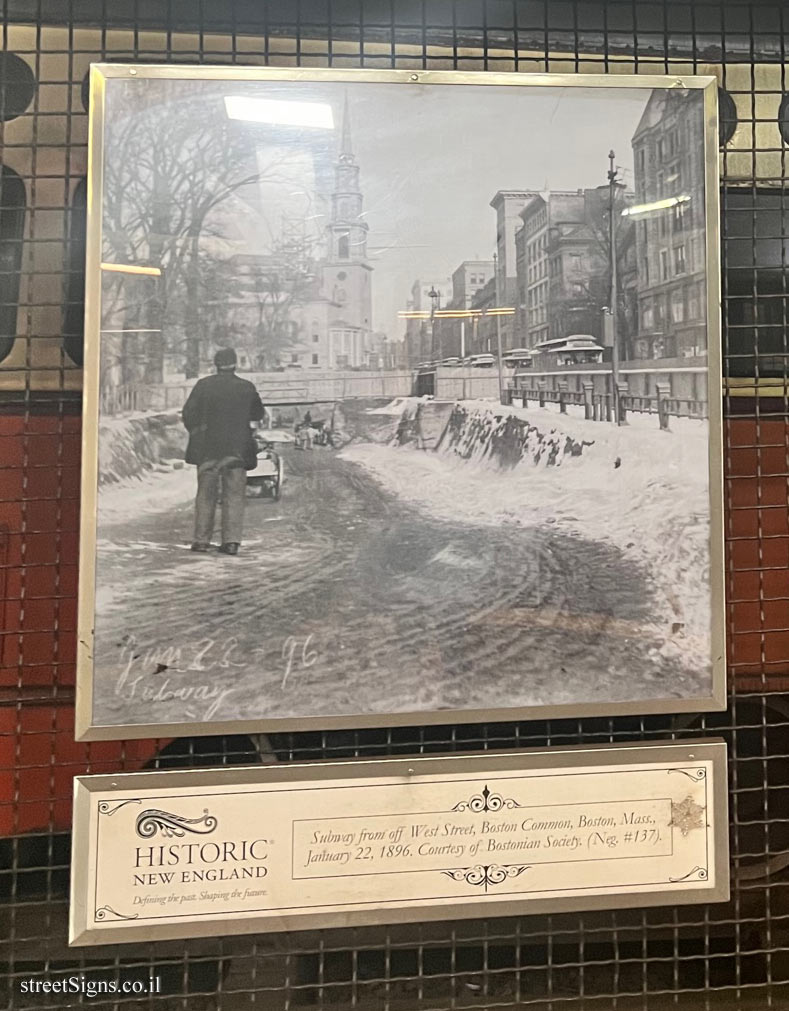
(114, 634, 318, 719)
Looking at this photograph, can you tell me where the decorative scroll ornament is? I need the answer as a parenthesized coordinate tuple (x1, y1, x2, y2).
(442, 864, 530, 892)
(670, 796, 706, 837)
(451, 785, 523, 813)
(95, 905, 139, 921)
(669, 865, 708, 883)
(668, 768, 706, 782)
(98, 799, 142, 817)
(135, 808, 218, 839)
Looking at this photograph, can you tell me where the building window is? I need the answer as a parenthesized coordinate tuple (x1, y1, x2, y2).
(671, 290, 685, 323)
(673, 201, 687, 232)
(338, 231, 350, 258)
(642, 304, 654, 330)
(660, 249, 669, 281)
(659, 215, 668, 238)
(657, 139, 664, 162)
(312, 353, 319, 365)
(688, 286, 701, 320)
(291, 353, 299, 363)
(0, 164, 25, 364)
(674, 244, 687, 274)
(637, 148, 645, 176)
(641, 258, 649, 285)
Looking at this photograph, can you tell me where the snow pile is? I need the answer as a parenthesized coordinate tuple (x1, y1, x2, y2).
(367, 395, 432, 416)
(439, 401, 594, 468)
(341, 399, 711, 670)
(98, 411, 186, 486)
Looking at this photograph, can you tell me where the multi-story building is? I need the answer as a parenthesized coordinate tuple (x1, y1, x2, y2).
(517, 192, 587, 347)
(631, 89, 707, 360)
(437, 259, 495, 358)
(548, 185, 637, 347)
(516, 188, 637, 352)
(490, 190, 537, 347)
(451, 260, 495, 308)
(517, 194, 558, 348)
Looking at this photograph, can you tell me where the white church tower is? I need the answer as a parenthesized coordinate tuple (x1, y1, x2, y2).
(322, 94, 373, 368)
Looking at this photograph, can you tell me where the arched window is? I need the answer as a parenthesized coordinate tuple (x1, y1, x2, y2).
(0, 165, 26, 364)
(63, 177, 87, 365)
(338, 231, 349, 259)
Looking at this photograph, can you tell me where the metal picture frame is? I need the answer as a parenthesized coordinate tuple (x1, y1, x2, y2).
(76, 65, 724, 741)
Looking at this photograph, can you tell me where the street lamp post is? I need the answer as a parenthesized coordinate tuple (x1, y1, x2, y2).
(428, 285, 440, 360)
(608, 148, 621, 424)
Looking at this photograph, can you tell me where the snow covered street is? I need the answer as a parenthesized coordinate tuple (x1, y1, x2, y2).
(343, 399, 712, 674)
(91, 399, 712, 728)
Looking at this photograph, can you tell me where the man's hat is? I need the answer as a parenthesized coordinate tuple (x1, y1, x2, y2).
(214, 347, 237, 369)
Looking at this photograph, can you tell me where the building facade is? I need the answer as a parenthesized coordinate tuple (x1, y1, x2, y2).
(631, 89, 707, 360)
(515, 188, 636, 352)
(490, 190, 536, 347)
(437, 259, 495, 359)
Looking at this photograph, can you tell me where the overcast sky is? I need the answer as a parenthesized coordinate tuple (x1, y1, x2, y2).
(108, 78, 659, 343)
(239, 81, 652, 341)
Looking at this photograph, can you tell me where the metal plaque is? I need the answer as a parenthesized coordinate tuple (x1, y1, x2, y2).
(70, 740, 729, 945)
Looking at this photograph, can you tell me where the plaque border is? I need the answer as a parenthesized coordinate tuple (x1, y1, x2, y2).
(70, 739, 729, 945)
(75, 63, 725, 741)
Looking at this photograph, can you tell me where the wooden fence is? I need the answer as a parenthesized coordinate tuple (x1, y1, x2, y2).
(508, 380, 708, 428)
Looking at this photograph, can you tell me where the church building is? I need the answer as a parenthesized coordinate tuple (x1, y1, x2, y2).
(317, 95, 373, 369)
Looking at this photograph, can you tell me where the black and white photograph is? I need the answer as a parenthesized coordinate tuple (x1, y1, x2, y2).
(79, 69, 722, 737)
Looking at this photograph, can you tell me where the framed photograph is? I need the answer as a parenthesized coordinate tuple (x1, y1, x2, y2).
(77, 66, 723, 741)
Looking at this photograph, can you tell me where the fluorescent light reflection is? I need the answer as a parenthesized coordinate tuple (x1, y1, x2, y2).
(224, 96, 335, 129)
(621, 195, 691, 218)
(101, 263, 161, 276)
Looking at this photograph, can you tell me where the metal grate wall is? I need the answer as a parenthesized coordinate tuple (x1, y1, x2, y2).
(1, 1, 789, 1008)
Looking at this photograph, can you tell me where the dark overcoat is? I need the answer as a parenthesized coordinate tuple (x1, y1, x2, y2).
(182, 372, 265, 469)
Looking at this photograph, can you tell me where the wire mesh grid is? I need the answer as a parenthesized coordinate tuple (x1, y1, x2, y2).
(1, 1, 789, 1008)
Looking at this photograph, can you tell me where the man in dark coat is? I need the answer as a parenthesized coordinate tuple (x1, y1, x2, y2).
(182, 347, 265, 555)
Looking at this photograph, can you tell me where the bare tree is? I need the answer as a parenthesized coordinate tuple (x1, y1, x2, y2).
(101, 82, 308, 380)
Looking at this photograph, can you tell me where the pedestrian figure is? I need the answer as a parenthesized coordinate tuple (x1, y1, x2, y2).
(182, 347, 265, 556)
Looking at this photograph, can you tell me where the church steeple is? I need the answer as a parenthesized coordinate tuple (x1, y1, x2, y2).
(320, 91, 373, 370)
(340, 91, 354, 162)
(327, 94, 368, 262)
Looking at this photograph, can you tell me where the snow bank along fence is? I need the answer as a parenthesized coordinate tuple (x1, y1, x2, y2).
(507, 358, 708, 428)
(100, 369, 413, 415)
(397, 400, 594, 470)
